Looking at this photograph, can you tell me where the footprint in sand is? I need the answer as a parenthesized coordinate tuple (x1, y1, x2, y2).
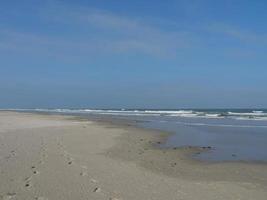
(60, 149, 74, 165)
(10, 150, 16, 156)
(31, 166, 40, 175)
(4, 151, 16, 161)
(66, 156, 74, 165)
(68, 161, 73, 165)
(38, 160, 44, 165)
(24, 176, 32, 189)
(24, 181, 31, 188)
(93, 187, 101, 193)
(79, 166, 88, 176)
(33, 170, 39, 175)
(79, 171, 87, 176)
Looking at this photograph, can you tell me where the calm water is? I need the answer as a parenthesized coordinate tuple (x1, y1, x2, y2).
(139, 116, 267, 161)
(13, 109, 267, 162)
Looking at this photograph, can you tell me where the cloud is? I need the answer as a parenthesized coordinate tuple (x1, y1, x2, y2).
(208, 23, 267, 44)
(2, 0, 266, 63)
(0, 28, 182, 59)
(0, 1, 196, 60)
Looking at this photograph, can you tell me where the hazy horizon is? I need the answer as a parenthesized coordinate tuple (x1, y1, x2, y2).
(2, 107, 267, 110)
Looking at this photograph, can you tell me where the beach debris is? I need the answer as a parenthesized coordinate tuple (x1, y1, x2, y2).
(93, 187, 101, 193)
(68, 161, 72, 165)
(232, 154, 237, 157)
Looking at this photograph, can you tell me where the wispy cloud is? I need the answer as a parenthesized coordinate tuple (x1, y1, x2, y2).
(208, 23, 267, 44)
(1, 0, 267, 62)
(0, 1, 195, 60)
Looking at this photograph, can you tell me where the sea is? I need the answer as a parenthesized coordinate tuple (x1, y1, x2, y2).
(7, 108, 267, 162)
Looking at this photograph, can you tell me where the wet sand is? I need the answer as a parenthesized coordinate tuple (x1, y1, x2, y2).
(0, 111, 267, 200)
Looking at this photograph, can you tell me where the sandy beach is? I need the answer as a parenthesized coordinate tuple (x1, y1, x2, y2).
(0, 111, 267, 200)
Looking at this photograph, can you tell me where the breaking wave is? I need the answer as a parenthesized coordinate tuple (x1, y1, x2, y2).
(4, 108, 267, 121)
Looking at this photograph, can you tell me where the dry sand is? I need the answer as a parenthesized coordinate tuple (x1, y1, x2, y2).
(0, 111, 266, 200)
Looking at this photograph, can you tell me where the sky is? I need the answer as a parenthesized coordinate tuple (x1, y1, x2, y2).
(0, 0, 267, 109)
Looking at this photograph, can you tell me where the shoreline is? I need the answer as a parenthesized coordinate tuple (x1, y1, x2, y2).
(11, 111, 267, 166)
(97, 116, 267, 183)
(1, 111, 267, 199)
(26, 110, 267, 165)
(22, 111, 267, 181)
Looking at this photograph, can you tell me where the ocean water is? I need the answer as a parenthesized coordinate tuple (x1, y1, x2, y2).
(8, 108, 267, 162)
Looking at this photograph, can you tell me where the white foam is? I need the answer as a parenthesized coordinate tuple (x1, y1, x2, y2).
(204, 114, 223, 118)
(228, 111, 266, 116)
(3, 109, 267, 121)
(253, 110, 264, 113)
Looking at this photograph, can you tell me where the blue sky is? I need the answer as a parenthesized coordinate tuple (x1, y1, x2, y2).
(0, 0, 267, 108)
